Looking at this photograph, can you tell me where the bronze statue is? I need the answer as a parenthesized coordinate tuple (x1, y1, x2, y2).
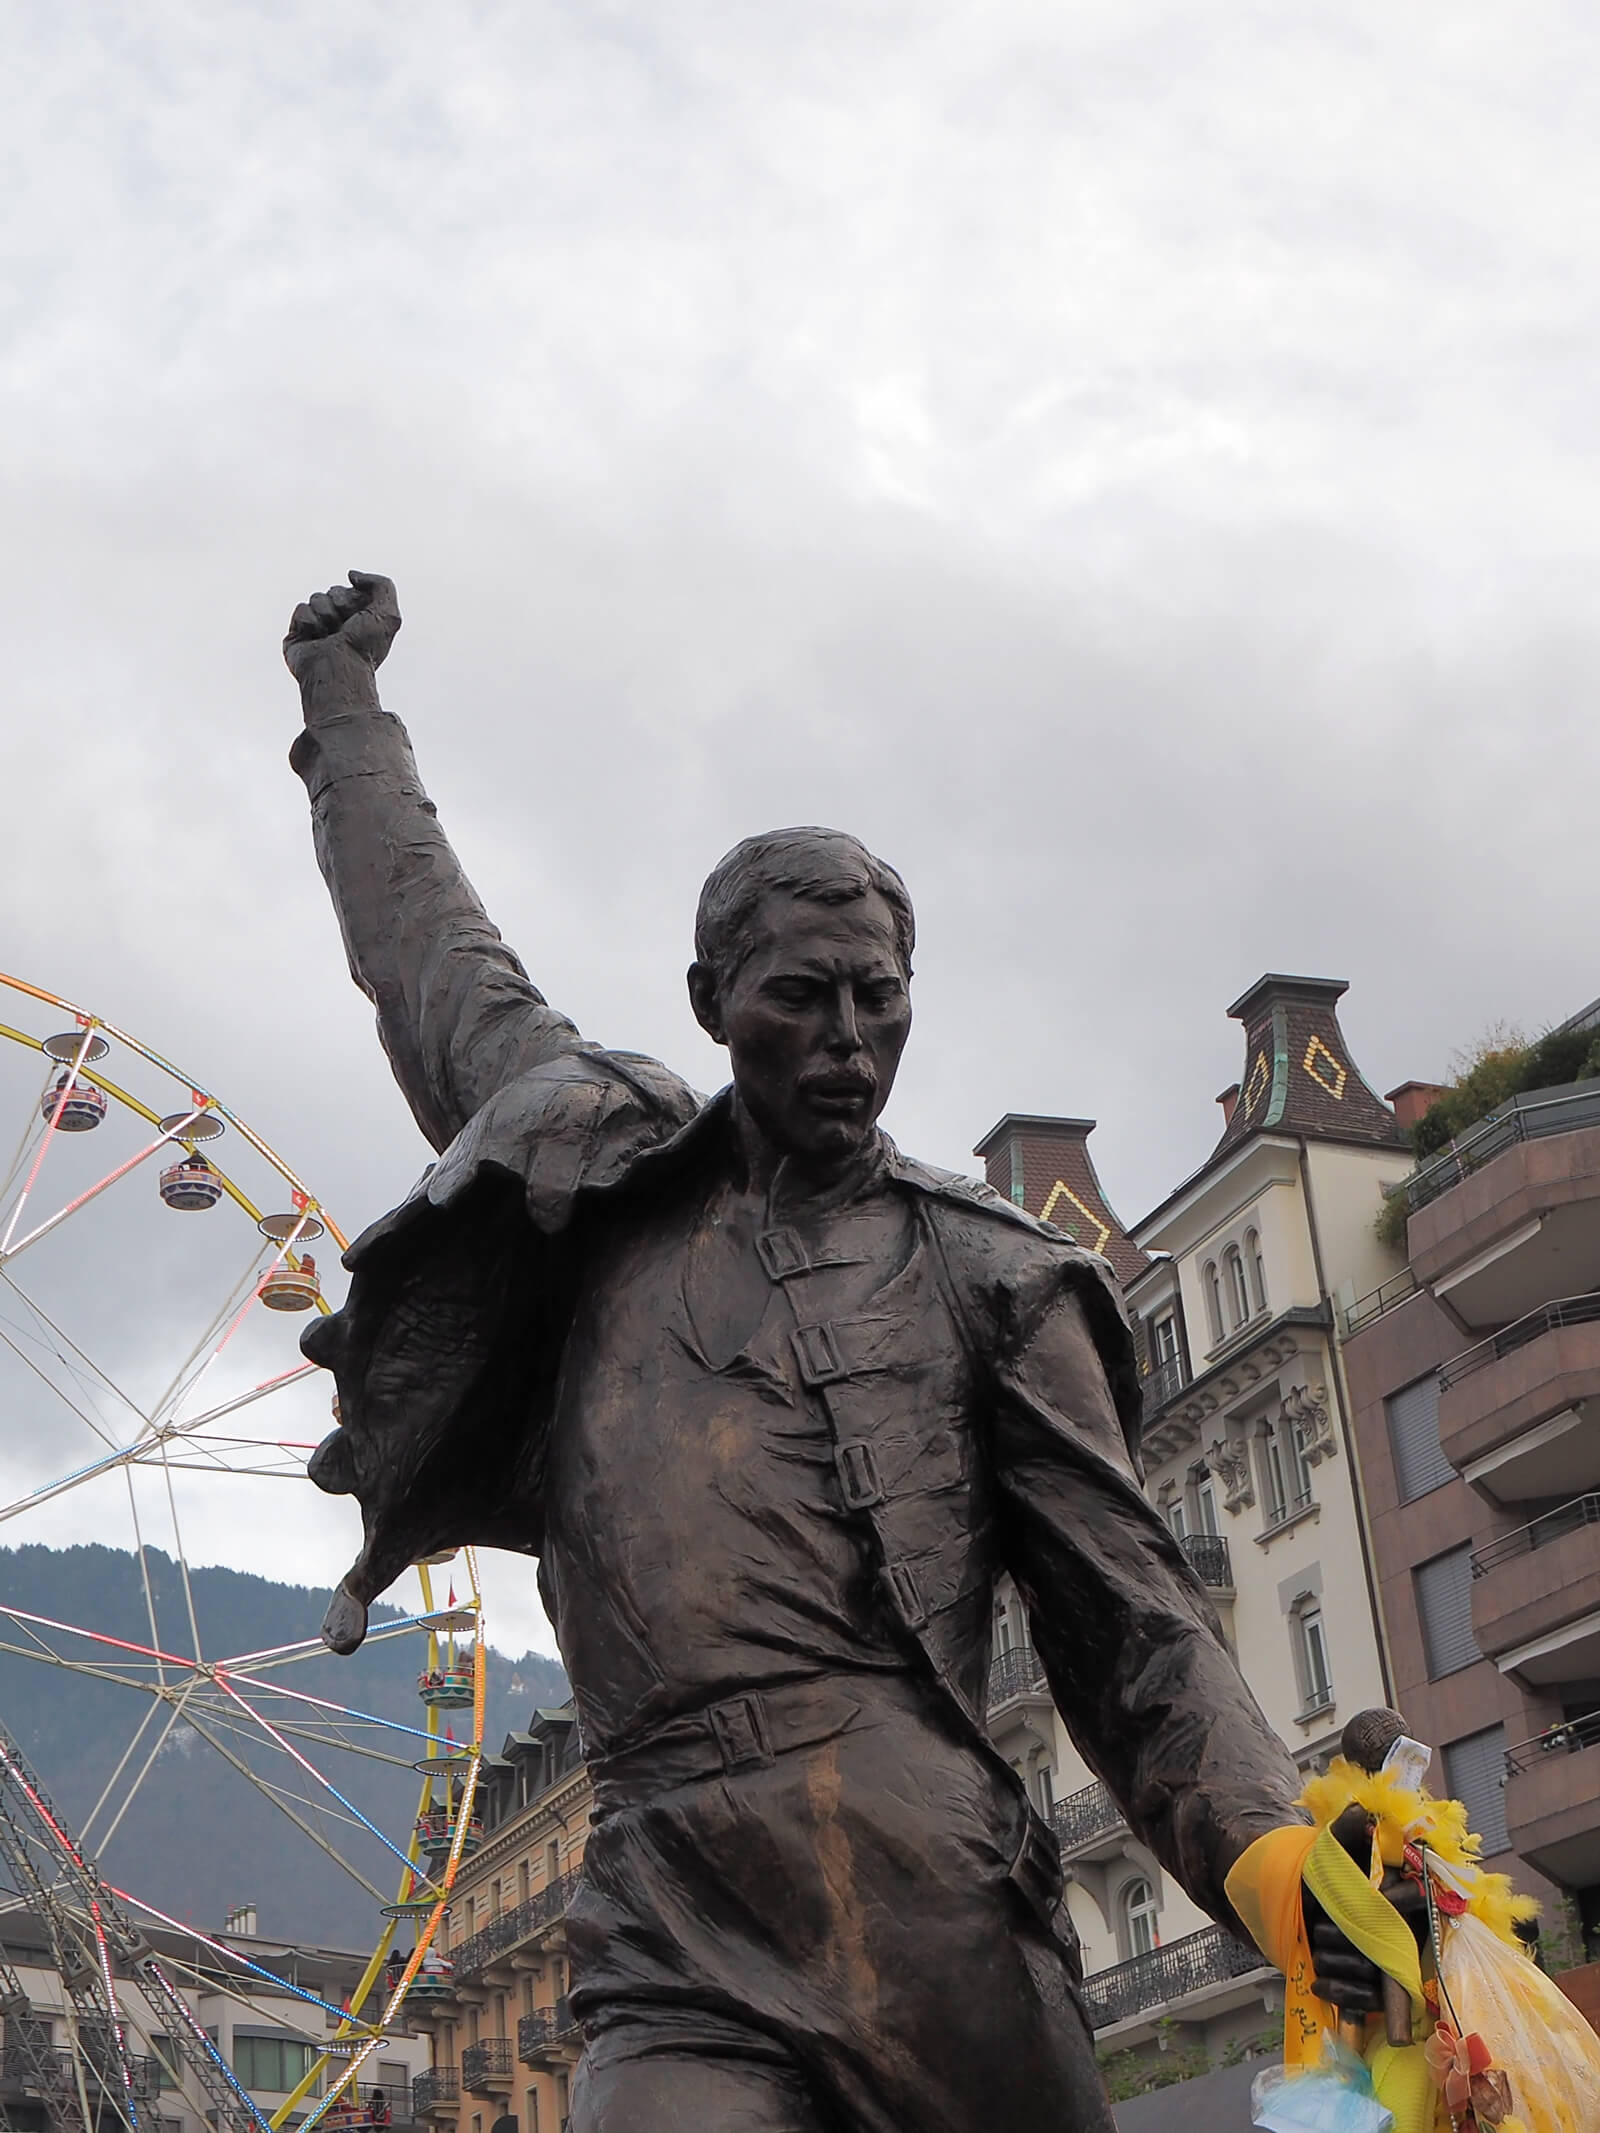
(285, 571, 1306, 2132)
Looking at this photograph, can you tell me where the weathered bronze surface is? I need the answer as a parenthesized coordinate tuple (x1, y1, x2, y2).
(285, 572, 1303, 2131)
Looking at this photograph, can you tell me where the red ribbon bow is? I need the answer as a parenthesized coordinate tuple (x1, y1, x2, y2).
(1423, 2023, 1512, 2123)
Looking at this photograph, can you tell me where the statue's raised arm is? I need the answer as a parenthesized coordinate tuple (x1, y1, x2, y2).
(285, 572, 582, 1152)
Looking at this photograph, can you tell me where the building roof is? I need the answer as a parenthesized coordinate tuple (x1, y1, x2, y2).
(1209, 975, 1404, 1162)
(971, 1114, 1149, 1286)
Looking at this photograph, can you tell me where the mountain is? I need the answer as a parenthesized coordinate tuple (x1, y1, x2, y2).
(0, 1545, 568, 1950)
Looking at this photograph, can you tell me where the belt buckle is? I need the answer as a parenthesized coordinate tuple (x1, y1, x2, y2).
(707, 1693, 774, 1772)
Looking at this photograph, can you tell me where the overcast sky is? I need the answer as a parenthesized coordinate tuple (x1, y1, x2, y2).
(4, 3, 1599, 1652)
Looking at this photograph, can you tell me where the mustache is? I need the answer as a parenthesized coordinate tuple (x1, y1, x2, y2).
(798, 1066, 878, 1095)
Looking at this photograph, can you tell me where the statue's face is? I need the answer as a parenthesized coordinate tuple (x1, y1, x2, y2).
(695, 888, 912, 1166)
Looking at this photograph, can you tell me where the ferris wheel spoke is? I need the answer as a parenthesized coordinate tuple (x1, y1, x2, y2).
(220, 1670, 444, 1747)
(78, 1692, 181, 1853)
(0, 1106, 204, 1269)
(168, 1708, 397, 1909)
(141, 1245, 273, 1439)
(203, 1676, 435, 1888)
(81, 1678, 208, 1863)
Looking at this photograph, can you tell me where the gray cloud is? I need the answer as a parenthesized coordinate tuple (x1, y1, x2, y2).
(4, 2, 1600, 1654)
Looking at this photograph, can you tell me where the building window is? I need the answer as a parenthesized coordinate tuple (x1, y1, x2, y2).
(1165, 1495, 1188, 1541)
(1443, 1727, 1510, 1856)
(1120, 1876, 1160, 1958)
(1246, 1228, 1268, 1314)
(1033, 1765, 1055, 1818)
(1386, 1373, 1453, 1504)
(1297, 1606, 1334, 1714)
(1225, 1247, 1249, 1329)
(1204, 1262, 1224, 1345)
(1193, 1471, 1220, 1537)
(1153, 1312, 1179, 1365)
(1260, 1412, 1311, 1525)
(527, 2090, 540, 2133)
(1415, 1545, 1482, 1679)
(233, 2038, 320, 2095)
(149, 2038, 182, 2092)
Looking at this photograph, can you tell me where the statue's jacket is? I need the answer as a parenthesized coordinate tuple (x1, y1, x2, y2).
(292, 702, 1303, 1945)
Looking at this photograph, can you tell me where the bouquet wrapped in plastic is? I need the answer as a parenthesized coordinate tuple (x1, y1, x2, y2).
(1227, 1716, 1600, 2133)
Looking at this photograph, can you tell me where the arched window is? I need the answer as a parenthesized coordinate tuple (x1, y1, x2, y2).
(1120, 1875, 1160, 1958)
(1225, 1246, 1250, 1328)
(1204, 1262, 1223, 1345)
(1246, 1228, 1267, 1314)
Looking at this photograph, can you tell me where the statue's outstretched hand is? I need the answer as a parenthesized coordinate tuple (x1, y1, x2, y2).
(284, 570, 401, 683)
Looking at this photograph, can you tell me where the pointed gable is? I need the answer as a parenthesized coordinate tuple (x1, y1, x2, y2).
(1212, 975, 1404, 1157)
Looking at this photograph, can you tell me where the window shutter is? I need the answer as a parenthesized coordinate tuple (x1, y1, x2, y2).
(1415, 1544, 1482, 1679)
(1387, 1373, 1453, 1503)
(1442, 1725, 1510, 1855)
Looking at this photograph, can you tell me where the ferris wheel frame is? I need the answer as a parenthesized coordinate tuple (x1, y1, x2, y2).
(0, 971, 487, 2133)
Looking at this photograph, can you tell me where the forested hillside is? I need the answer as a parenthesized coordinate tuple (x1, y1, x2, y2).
(0, 1546, 567, 1949)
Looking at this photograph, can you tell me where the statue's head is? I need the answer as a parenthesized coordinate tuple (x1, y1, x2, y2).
(688, 827, 914, 1167)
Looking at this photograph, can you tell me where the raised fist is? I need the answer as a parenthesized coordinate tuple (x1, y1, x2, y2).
(284, 571, 401, 682)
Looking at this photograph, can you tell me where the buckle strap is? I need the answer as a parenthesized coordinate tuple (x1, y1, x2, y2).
(791, 1320, 848, 1385)
(835, 1440, 884, 1509)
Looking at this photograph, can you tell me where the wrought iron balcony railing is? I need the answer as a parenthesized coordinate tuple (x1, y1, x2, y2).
(986, 1644, 1048, 1711)
(1080, 1925, 1267, 2030)
(412, 2069, 460, 2114)
(1472, 1491, 1600, 1577)
(1179, 1532, 1233, 1588)
(448, 1869, 580, 1979)
(1140, 1353, 1188, 1421)
(461, 2038, 512, 2092)
(1051, 1780, 1124, 1852)
(517, 2002, 580, 2064)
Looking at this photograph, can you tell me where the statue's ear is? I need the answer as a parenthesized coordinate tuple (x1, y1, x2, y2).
(687, 961, 727, 1046)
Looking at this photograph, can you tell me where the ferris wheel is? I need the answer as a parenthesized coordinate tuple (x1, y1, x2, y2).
(0, 972, 487, 2133)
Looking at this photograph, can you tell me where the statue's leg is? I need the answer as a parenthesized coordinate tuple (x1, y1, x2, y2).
(571, 1679, 1118, 2133)
(569, 2043, 829, 2133)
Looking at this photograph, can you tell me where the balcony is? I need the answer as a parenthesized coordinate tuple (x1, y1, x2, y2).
(448, 1870, 580, 1979)
(986, 1644, 1049, 1715)
(2, 2047, 161, 2108)
(1080, 1926, 1269, 2031)
(1470, 1494, 1600, 1684)
(461, 2038, 513, 2095)
(1406, 1087, 1600, 1329)
(517, 2002, 581, 2068)
(412, 2069, 460, 2117)
(1437, 1296, 1600, 1495)
(1504, 1711, 1600, 1887)
(1179, 1532, 1233, 1590)
(1141, 1353, 1188, 1424)
(1051, 1780, 1127, 1861)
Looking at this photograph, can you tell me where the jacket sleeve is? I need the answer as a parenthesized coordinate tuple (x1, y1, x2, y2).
(291, 680, 584, 1153)
(985, 1258, 1305, 1926)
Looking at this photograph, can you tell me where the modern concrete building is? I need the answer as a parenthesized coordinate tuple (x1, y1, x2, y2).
(0, 1906, 428, 2133)
(1341, 1002, 1600, 1949)
(976, 974, 1416, 2066)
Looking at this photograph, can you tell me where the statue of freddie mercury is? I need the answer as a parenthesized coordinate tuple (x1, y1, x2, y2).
(285, 570, 1307, 2133)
